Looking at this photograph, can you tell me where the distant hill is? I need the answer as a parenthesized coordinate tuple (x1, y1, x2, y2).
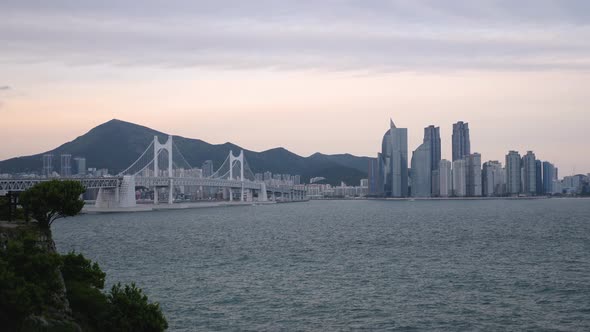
(0, 119, 370, 185)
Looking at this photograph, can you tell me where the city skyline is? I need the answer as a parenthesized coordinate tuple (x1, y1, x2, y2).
(1, 1, 590, 173)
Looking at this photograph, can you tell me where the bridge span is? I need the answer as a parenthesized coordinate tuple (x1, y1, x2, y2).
(0, 136, 306, 209)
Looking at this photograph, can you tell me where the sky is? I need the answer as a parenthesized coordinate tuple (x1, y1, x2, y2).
(1, 0, 589, 174)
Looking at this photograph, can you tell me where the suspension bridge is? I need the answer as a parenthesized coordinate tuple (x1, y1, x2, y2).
(0, 136, 306, 210)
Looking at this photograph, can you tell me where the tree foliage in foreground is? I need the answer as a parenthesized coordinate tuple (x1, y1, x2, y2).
(0, 232, 64, 331)
(61, 252, 168, 332)
(19, 180, 86, 228)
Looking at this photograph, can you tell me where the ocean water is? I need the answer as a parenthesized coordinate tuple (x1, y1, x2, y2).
(53, 199, 590, 331)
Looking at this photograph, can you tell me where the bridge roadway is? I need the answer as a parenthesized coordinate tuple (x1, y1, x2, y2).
(0, 176, 304, 197)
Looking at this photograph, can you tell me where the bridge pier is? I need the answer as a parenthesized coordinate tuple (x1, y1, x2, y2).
(154, 188, 159, 205)
(168, 179, 174, 204)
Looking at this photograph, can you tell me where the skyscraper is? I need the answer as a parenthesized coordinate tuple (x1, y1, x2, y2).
(42, 154, 53, 177)
(424, 125, 441, 196)
(482, 161, 505, 197)
(60, 154, 72, 177)
(465, 153, 482, 197)
(535, 160, 543, 195)
(74, 157, 86, 176)
(201, 160, 214, 178)
(542, 161, 555, 194)
(410, 138, 431, 197)
(452, 121, 470, 161)
(522, 151, 537, 195)
(368, 157, 383, 196)
(506, 151, 521, 195)
(452, 159, 467, 197)
(439, 159, 452, 197)
(381, 119, 408, 197)
(424, 125, 441, 169)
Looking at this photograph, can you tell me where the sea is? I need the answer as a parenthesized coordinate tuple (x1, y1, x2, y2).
(53, 199, 590, 331)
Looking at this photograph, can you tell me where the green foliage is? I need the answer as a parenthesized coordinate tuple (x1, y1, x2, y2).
(19, 180, 85, 228)
(0, 231, 64, 331)
(61, 253, 168, 332)
(61, 252, 109, 331)
(104, 283, 168, 332)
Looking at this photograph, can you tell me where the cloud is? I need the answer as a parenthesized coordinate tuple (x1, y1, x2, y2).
(0, 86, 11, 90)
(1, 1, 590, 71)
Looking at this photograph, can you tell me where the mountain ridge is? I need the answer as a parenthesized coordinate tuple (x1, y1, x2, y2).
(0, 119, 370, 185)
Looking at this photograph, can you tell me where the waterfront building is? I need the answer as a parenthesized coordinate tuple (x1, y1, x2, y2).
(263, 171, 272, 181)
(424, 125, 441, 196)
(60, 154, 72, 177)
(535, 160, 543, 195)
(542, 161, 555, 194)
(522, 151, 537, 195)
(452, 159, 467, 197)
(482, 161, 505, 196)
(439, 159, 452, 197)
(465, 153, 482, 197)
(506, 151, 521, 195)
(42, 154, 53, 177)
(380, 119, 408, 197)
(452, 121, 471, 161)
(410, 139, 431, 197)
(368, 157, 382, 195)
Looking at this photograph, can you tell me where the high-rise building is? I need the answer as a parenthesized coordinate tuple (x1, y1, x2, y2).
(465, 153, 482, 197)
(522, 151, 537, 195)
(535, 160, 543, 195)
(424, 125, 441, 196)
(452, 159, 467, 197)
(542, 161, 555, 194)
(293, 175, 301, 185)
(263, 171, 272, 181)
(482, 161, 505, 196)
(410, 139, 431, 197)
(506, 151, 521, 195)
(424, 126, 441, 170)
(368, 157, 384, 196)
(74, 157, 86, 176)
(201, 160, 214, 177)
(42, 154, 53, 177)
(380, 119, 408, 197)
(439, 159, 452, 197)
(452, 121, 471, 161)
(60, 154, 72, 177)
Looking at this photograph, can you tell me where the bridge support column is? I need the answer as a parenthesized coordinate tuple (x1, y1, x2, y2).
(168, 179, 174, 204)
(229, 188, 233, 202)
(259, 183, 268, 202)
(154, 188, 159, 205)
(241, 183, 245, 202)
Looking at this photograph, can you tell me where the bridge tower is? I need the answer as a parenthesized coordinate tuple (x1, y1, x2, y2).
(229, 150, 245, 201)
(153, 135, 174, 204)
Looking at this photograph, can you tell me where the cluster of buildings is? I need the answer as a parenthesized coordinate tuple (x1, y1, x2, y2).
(368, 119, 588, 198)
(41, 154, 109, 178)
(304, 179, 369, 199)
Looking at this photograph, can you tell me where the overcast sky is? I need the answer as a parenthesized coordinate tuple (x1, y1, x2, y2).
(1, 0, 589, 174)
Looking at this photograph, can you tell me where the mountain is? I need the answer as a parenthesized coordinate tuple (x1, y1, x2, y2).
(0, 119, 370, 185)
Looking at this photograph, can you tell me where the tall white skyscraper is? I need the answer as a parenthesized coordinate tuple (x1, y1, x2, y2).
(42, 154, 53, 177)
(439, 159, 452, 197)
(506, 151, 521, 195)
(60, 154, 72, 177)
(466, 153, 482, 197)
(452, 159, 467, 197)
(483, 161, 505, 196)
(411, 138, 431, 197)
(522, 151, 537, 195)
(452, 121, 470, 161)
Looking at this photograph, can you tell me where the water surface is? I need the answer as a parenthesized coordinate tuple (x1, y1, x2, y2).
(53, 199, 590, 331)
